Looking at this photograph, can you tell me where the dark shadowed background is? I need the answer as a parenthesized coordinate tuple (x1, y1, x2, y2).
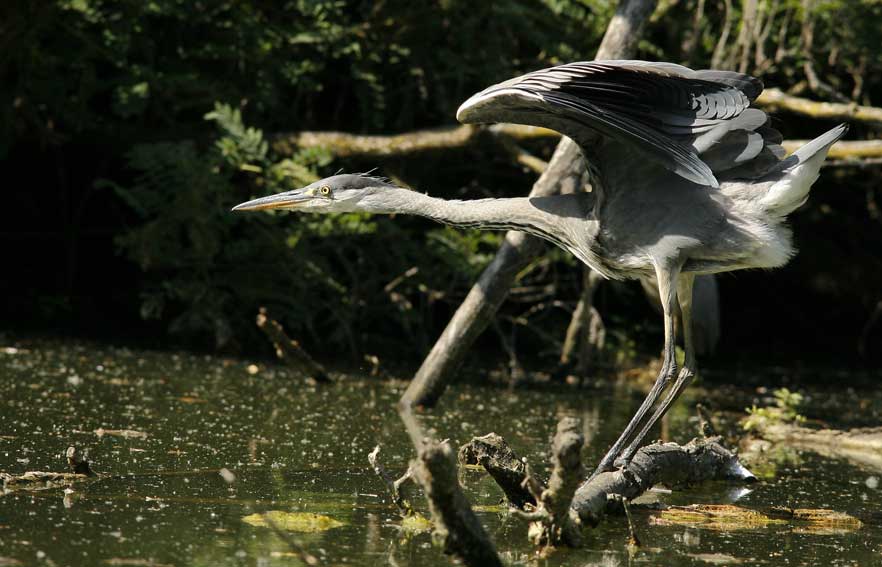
(2, 0, 880, 374)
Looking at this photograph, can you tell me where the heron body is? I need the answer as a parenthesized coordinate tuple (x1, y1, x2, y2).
(234, 60, 846, 478)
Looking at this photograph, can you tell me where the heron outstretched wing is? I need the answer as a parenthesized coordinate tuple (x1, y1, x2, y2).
(457, 60, 785, 189)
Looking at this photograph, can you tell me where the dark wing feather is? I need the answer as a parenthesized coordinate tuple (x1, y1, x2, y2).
(458, 60, 786, 187)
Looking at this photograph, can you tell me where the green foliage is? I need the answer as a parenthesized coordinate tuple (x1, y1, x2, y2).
(743, 388, 807, 432)
(106, 105, 509, 353)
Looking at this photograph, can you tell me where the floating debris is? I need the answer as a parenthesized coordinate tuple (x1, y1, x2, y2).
(241, 511, 345, 532)
(218, 468, 236, 484)
(655, 504, 862, 533)
(399, 513, 432, 533)
(94, 428, 148, 439)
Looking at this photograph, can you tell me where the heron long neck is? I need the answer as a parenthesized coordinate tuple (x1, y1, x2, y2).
(373, 188, 597, 260)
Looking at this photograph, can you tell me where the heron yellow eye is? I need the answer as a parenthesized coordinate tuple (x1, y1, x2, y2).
(320, 185, 331, 196)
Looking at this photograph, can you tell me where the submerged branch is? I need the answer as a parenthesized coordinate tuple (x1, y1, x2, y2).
(400, 409, 503, 566)
(2, 446, 97, 493)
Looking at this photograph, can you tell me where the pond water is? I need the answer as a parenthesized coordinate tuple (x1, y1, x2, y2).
(1, 339, 881, 566)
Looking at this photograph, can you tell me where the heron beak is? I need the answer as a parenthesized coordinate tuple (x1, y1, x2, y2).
(232, 188, 314, 212)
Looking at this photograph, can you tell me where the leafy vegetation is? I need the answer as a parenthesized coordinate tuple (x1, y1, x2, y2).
(743, 388, 807, 432)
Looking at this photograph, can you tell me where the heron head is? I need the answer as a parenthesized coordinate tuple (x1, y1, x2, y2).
(232, 173, 400, 214)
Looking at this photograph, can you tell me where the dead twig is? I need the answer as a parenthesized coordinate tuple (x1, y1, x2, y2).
(368, 445, 415, 516)
(256, 307, 329, 382)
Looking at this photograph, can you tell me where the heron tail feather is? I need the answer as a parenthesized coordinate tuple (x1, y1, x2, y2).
(758, 123, 848, 218)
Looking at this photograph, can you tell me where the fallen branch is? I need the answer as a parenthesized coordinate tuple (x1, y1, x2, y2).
(256, 307, 329, 382)
(2, 446, 97, 493)
(276, 121, 880, 167)
(758, 87, 882, 125)
(400, 409, 503, 566)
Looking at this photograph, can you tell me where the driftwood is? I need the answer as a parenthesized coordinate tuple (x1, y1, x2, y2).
(399, 0, 659, 409)
(256, 307, 329, 382)
(747, 422, 882, 471)
(2, 446, 96, 493)
(400, 408, 503, 566)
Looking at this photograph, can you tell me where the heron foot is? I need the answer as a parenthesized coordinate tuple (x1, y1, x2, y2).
(614, 365, 697, 468)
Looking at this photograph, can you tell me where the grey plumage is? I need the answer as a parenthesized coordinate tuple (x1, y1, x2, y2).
(234, 60, 847, 478)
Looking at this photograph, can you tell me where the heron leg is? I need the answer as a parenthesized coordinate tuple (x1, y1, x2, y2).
(616, 273, 697, 467)
(588, 262, 680, 480)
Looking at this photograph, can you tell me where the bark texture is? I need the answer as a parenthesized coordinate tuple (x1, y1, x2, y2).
(571, 438, 756, 526)
(458, 433, 535, 509)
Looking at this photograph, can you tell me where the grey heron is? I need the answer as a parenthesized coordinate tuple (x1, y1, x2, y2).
(234, 60, 847, 478)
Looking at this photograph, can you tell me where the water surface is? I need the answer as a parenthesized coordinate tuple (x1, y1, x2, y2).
(1, 340, 880, 566)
